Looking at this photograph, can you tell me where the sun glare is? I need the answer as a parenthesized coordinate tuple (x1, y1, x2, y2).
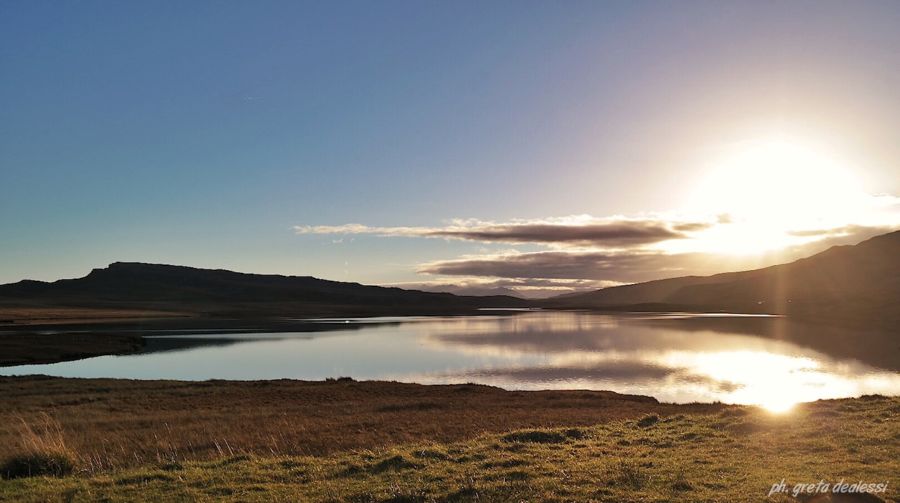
(683, 138, 868, 254)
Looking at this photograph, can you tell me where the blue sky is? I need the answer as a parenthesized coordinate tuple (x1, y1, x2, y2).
(2, 1, 899, 292)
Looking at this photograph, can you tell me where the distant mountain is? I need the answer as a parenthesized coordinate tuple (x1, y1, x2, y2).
(0, 262, 528, 317)
(3, 231, 898, 324)
(545, 230, 900, 326)
(412, 284, 524, 298)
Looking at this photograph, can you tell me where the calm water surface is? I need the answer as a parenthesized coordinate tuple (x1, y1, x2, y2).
(4, 311, 899, 411)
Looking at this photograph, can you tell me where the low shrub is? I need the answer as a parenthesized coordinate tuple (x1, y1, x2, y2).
(1, 451, 75, 479)
(636, 414, 660, 428)
(1, 413, 76, 479)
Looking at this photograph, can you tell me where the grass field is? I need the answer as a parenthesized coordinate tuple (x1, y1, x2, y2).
(0, 377, 897, 501)
(0, 394, 897, 502)
(0, 377, 716, 470)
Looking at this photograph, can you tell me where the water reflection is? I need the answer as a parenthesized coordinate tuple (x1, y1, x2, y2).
(412, 313, 900, 411)
(2, 312, 898, 409)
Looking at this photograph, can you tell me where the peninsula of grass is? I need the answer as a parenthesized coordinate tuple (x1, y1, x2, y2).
(0, 333, 145, 367)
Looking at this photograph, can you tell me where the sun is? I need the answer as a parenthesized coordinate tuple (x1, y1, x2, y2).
(682, 137, 867, 254)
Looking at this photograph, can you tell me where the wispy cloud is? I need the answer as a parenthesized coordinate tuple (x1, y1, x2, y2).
(417, 250, 698, 282)
(295, 215, 712, 247)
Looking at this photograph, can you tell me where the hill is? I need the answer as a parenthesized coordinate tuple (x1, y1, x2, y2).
(2, 231, 898, 324)
(546, 230, 900, 325)
(0, 262, 527, 318)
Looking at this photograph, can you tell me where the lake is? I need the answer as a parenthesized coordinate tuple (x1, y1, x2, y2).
(3, 311, 898, 412)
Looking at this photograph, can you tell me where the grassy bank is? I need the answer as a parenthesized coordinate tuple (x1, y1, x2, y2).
(0, 334, 144, 366)
(1, 393, 897, 502)
(0, 377, 720, 471)
(0, 306, 187, 326)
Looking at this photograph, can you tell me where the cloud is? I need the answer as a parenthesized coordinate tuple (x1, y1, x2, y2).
(295, 215, 712, 247)
(421, 360, 742, 392)
(787, 224, 892, 239)
(463, 361, 679, 381)
(417, 250, 700, 282)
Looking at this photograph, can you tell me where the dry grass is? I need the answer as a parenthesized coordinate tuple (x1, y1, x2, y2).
(0, 306, 186, 325)
(0, 376, 722, 474)
(1, 414, 75, 479)
(1, 395, 897, 502)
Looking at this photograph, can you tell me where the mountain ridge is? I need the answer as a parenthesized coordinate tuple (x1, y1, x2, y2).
(0, 262, 528, 318)
(545, 230, 900, 326)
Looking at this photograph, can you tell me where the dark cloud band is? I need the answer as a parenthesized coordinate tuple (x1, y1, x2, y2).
(295, 216, 712, 247)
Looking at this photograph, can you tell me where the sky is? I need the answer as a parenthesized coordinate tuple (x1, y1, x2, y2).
(2, 0, 899, 295)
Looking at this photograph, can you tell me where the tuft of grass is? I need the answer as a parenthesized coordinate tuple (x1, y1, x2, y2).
(502, 430, 568, 444)
(636, 414, 660, 427)
(1, 451, 75, 480)
(376, 402, 443, 413)
(563, 428, 588, 440)
(370, 455, 419, 473)
(1, 414, 76, 479)
(670, 469, 693, 492)
(614, 461, 648, 489)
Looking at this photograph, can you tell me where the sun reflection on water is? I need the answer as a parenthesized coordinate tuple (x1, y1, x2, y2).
(411, 313, 900, 407)
(657, 350, 826, 412)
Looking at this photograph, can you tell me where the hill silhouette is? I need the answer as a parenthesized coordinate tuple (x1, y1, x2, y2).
(0, 262, 527, 318)
(546, 230, 900, 326)
(2, 231, 898, 325)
